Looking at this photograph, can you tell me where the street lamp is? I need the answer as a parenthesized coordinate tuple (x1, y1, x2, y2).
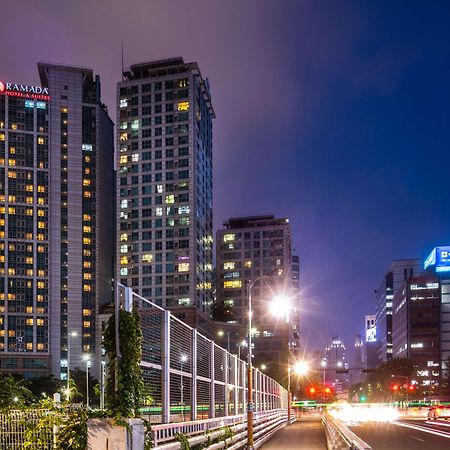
(218, 330, 231, 352)
(321, 360, 327, 386)
(66, 331, 77, 402)
(246, 277, 288, 448)
(180, 354, 188, 422)
(100, 360, 106, 410)
(83, 354, 91, 408)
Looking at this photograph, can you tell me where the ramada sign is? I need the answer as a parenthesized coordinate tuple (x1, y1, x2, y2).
(0, 81, 50, 101)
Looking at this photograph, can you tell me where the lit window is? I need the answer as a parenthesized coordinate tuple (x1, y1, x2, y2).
(36, 319, 44, 326)
(120, 155, 128, 164)
(178, 101, 189, 111)
(142, 254, 153, 262)
(83, 237, 91, 244)
(120, 233, 128, 241)
(83, 262, 91, 268)
(178, 298, 190, 306)
(37, 137, 44, 145)
(37, 343, 44, 350)
(223, 234, 235, 242)
(83, 285, 92, 292)
(83, 191, 91, 198)
(156, 184, 163, 193)
(131, 153, 139, 162)
(224, 262, 235, 270)
(83, 226, 91, 233)
(120, 268, 128, 276)
(156, 207, 163, 216)
(83, 214, 91, 221)
(120, 244, 128, 253)
(120, 256, 128, 265)
(26, 318, 34, 326)
(120, 121, 128, 130)
(178, 205, 190, 214)
(224, 280, 242, 289)
(165, 195, 175, 204)
(83, 273, 92, 280)
(178, 262, 190, 272)
(82, 144, 93, 152)
(121, 199, 128, 209)
(244, 261, 252, 268)
(83, 309, 92, 316)
(120, 133, 128, 142)
(131, 120, 139, 130)
(120, 98, 128, 108)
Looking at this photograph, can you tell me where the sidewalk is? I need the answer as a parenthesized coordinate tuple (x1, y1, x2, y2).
(261, 416, 327, 450)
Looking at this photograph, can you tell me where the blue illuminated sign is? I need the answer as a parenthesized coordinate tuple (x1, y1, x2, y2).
(424, 246, 450, 272)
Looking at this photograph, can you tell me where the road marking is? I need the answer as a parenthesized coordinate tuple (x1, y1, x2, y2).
(409, 435, 424, 442)
(394, 421, 450, 439)
(426, 420, 450, 428)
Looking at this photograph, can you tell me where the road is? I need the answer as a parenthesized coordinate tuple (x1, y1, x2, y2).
(348, 418, 450, 449)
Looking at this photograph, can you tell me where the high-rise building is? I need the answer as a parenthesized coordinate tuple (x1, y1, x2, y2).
(0, 65, 114, 379)
(362, 314, 378, 373)
(392, 275, 441, 390)
(216, 215, 296, 378)
(423, 246, 450, 379)
(0, 80, 51, 377)
(38, 63, 115, 380)
(375, 258, 422, 363)
(323, 336, 348, 387)
(116, 58, 214, 335)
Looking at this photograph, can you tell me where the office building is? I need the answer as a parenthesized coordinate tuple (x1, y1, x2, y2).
(362, 314, 378, 373)
(116, 58, 214, 335)
(375, 258, 422, 363)
(0, 64, 115, 379)
(392, 275, 441, 390)
(216, 215, 297, 378)
(323, 336, 348, 386)
(424, 246, 450, 379)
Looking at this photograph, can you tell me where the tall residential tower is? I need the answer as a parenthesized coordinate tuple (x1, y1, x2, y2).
(116, 58, 214, 335)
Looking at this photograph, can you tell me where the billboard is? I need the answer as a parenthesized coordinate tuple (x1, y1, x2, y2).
(424, 246, 450, 272)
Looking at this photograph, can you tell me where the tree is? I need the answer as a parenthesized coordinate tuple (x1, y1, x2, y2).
(103, 307, 143, 417)
(0, 373, 34, 408)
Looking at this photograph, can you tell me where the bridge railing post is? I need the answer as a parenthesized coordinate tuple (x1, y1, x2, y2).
(162, 310, 171, 423)
(191, 328, 197, 421)
(210, 341, 215, 418)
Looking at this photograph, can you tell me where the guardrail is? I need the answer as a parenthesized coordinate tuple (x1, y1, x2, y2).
(152, 409, 291, 449)
(322, 412, 371, 450)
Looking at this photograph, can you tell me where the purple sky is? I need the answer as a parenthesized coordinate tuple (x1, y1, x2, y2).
(3, 1, 450, 355)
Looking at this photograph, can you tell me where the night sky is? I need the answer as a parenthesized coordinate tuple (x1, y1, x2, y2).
(3, 1, 450, 355)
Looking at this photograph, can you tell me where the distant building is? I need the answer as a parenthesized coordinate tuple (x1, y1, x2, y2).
(392, 275, 441, 391)
(116, 58, 215, 337)
(375, 259, 422, 363)
(423, 246, 450, 379)
(351, 334, 363, 386)
(215, 215, 296, 378)
(324, 336, 348, 387)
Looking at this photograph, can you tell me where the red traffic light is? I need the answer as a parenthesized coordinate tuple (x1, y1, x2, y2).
(324, 387, 331, 394)
(309, 387, 316, 395)
(392, 384, 399, 391)
(408, 385, 415, 391)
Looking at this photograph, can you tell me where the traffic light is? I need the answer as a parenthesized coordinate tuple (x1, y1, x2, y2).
(408, 385, 415, 391)
(324, 387, 331, 394)
(359, 396, 366, 402)
(309, 387, 316, 395)
(392, 384, 399, 391)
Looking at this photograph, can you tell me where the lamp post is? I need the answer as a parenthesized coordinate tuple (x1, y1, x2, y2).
(100, 360, 106, 409)
(391, 374, 409, 403)
(321, 360, 327, 386)
(218, 330, 231, 353)
(180, 354, 188, 422)
(66, 331, 77, 402)
(83, 354, 91, 408)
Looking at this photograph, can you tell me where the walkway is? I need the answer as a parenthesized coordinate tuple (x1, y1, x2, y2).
(261, 416, 327, 450)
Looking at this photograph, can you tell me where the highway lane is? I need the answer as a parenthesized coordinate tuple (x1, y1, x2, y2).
(347, 419, 450, 449)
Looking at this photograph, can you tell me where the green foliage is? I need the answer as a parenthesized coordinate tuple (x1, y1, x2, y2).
(55, 407, 90, 450)
(0, 373, 34, 408)
(104, 307, 144, 417)
(175, 432, 191, 450)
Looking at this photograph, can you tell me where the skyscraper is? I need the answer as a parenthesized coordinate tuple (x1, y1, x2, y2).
(116, 58, 214, 335)
(0, 65, 114, 379)
(375, 258, 422, 363)
(216, 215, 297, 378)
(38, 63, 115, 380)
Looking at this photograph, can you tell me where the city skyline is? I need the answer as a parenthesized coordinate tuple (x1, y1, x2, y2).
(2, 1, 450, 354)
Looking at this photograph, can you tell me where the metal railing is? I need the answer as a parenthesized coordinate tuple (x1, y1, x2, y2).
(116, 284, 289, 426)
(322, 412, 372, 450)
(0, 409, 53, 449)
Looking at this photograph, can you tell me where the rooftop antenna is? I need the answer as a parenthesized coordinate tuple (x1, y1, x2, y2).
(121, 41, 124, 81)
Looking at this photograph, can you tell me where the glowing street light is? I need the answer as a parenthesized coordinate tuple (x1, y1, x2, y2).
(268, 295, 291, 323)
(293, 360, 309, 376)
(66, 331, 77, 402)
(82, 354, 91, 408)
